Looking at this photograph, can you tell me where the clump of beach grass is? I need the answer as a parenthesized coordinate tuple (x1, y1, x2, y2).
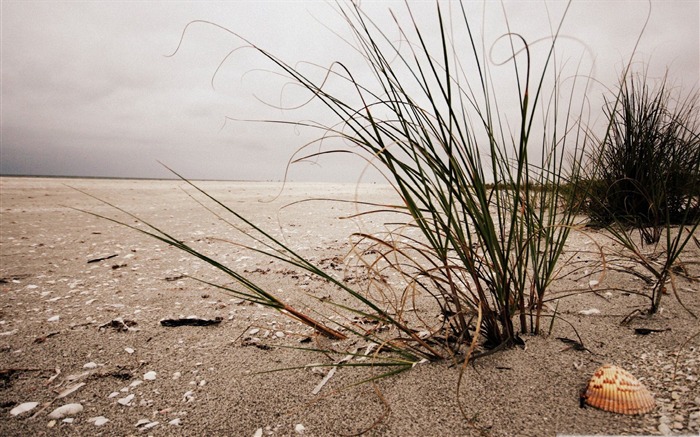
(82, 0, 634, 377)
(581, 72, 700, 315)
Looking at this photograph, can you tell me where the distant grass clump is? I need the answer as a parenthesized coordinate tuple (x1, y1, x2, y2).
(580, 73, 700, 314)
(584, 73, 700, 239)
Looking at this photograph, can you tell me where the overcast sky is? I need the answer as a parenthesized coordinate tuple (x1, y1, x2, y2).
(1, 1, 698, 182)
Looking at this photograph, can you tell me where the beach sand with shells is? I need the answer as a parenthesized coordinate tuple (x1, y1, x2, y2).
(1, 176, 698, 436)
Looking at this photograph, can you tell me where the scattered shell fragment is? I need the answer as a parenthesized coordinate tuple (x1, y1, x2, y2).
(169, 418, 181, 426)
(583, 364, 655, 414)
(57, 382, 85, 398)
(99, 317, 138, 332)
(578, 308, 601, 316)
(46, 367, 61, 384)
(10, 402, 39, 416)
(48, 403, 83, 419)
(253, 428, 263, 437)
(117, 394, 135, 406)
(312, 367, 337, 395)
(65, 370, 91, 382)
(124, 347, 135, 354)
(83, 362, 97, 369)
(135, 419, 151, 427)
(183, 390, 195, 402)
(295, 423, 306, 434)
(658, 423, 672, 435)
(47, 315, 60, 322)
(143, 371, 156, 380)
(89, 416, 109, 426)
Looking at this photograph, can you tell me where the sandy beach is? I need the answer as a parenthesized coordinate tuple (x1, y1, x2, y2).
(1, 176, 698, 436)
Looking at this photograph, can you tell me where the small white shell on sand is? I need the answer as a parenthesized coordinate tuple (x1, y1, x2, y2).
(89, 416, 109, 426)
(83, 362, 97, 369)
(62, 418, 74, 424)
(172, 372, 181, 380)
(253, 428, 263, 437)
(143, 371, 157, 380)
(144, 421, 159, 429)
(124, 347, 135, 354)
(295, 423, 306, 434)
(169, 418, 181, 426)
(183, 390, 194, 402)
(249, 328, 260, 335)
(130, 379, 143, 388)
(135, 419, 151, 427)
(47, 420, 56, 428)
(47, 315, 60, 322)
(10, 402, 39, 416)
(589, 280, 600, 287)
(117, 394, 134, 406)
(108, 391, 119, 398)
(275, 331, 285, 338)
(48, 403, 83, 419)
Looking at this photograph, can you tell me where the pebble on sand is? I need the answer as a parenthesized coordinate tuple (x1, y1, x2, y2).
(47, 403, 83, 419)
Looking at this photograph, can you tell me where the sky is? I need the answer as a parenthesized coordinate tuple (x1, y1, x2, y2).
(1, 1, 698, 182)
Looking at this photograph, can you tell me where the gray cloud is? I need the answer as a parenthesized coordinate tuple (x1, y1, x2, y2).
(1, 1, 698, 182)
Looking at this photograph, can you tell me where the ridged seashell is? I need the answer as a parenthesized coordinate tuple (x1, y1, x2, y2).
(583, 364, 655, 414)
